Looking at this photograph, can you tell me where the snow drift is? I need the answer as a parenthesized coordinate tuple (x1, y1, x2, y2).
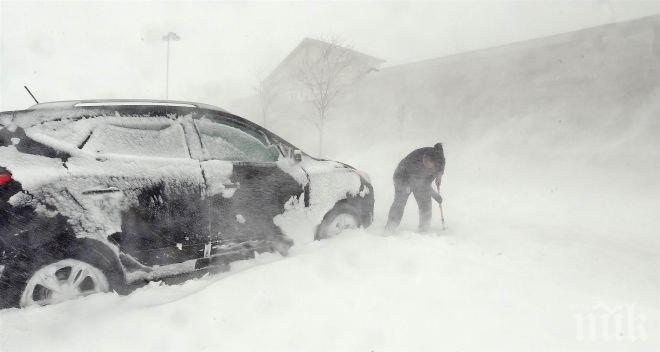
(1, 15, 659, 352)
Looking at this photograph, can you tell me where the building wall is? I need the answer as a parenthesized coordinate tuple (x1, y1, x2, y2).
(230, 15, 660, 163)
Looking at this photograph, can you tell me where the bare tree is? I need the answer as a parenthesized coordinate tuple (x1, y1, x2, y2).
(293, 36, 359, 157)
(252, 67, 280, 127)
(396, 102, 409, 139)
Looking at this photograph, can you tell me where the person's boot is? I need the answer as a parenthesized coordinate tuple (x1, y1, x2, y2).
(384, 221, 397, 235)
(418, 222, 431, 234)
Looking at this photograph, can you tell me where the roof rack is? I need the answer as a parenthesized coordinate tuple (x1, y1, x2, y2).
(74, 101, 196, 108)
(29, 99, 226, 112)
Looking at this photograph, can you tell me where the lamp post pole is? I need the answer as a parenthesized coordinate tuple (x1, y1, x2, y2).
(162, 32, 180, 99)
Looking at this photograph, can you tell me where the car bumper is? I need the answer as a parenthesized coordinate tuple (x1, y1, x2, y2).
(359, 182, 375, 227)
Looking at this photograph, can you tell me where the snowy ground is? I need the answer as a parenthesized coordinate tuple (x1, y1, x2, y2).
(1, 137, 659, 351)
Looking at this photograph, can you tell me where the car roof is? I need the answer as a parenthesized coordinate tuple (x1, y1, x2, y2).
(5, 99, 236, 130)
(27, 99, 227, 112)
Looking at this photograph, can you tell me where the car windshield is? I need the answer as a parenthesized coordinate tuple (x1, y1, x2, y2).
(194, 119, 280, 162)
(196, 113, 309, 160)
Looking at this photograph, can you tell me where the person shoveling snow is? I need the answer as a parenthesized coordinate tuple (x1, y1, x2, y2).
(386, 143, 445, 233)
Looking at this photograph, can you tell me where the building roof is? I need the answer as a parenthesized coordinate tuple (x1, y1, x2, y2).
(265, 38, 385, 84)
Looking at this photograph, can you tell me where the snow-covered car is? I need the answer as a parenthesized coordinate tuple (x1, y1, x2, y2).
(0, 100, 374, 308)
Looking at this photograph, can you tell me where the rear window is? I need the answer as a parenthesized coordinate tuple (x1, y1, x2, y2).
(0, 126, 68, 159)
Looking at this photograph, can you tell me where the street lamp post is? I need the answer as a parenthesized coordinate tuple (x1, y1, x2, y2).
(162, 32, 180, 99)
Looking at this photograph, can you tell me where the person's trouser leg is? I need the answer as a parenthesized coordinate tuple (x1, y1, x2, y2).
(386, 180, 411, 231)
(413, 187, 432, 232)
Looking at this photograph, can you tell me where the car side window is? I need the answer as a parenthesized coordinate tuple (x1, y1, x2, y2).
(194, 119, 278, 162)
(83, 123, 190, 158)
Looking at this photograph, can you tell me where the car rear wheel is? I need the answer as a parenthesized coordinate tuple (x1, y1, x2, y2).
(316, 203, 361, 240)
(20, 259, 110, 307)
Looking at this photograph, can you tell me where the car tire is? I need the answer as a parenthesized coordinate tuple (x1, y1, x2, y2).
(0, 241, 122, 309)
(316, 203, 361, 240)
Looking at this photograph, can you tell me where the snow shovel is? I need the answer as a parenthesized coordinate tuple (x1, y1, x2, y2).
(434, 178, 446, 231)
(439, 203, 446, 230)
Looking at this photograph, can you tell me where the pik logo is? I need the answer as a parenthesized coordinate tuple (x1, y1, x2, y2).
(575, 302, 647, 342)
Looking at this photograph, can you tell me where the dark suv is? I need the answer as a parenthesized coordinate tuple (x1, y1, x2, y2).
(0, 100, 373, 308)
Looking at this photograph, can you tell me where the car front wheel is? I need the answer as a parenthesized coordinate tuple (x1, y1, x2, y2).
(20, 258, 110, 307)
(316, 203, 361, 240)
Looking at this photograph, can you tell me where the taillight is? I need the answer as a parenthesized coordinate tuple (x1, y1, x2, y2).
(0, 172, 12, 187)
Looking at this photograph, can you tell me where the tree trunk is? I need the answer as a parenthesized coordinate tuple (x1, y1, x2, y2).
(318, 116, 324, 158)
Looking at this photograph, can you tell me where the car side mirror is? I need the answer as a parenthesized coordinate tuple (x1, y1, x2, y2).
(292, 149, 303, 163)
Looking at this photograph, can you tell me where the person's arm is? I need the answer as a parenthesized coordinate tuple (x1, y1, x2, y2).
(430, 184, 442, 205)
(430, 187, 442, 205)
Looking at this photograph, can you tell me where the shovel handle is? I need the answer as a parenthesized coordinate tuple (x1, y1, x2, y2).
(439, 203, 446, 230)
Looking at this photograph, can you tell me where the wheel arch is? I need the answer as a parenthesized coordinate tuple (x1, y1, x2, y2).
(334, 191, 374, 228)
(66, 237, 127, 291)
(0, 233, 127, 309)
(28, 234, 127, 291)
(315, 199, 363, 240)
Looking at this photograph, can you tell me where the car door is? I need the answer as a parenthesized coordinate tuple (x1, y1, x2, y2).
(70, 117, 210, 267)
(193, 118, 304, 263)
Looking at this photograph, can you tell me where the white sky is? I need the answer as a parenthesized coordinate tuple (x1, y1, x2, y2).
(1, 0, 660, 111)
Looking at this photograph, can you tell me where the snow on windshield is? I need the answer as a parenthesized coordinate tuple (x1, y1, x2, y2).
(195, 118, 278, 162)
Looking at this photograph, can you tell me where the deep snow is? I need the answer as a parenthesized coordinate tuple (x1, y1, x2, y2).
(2, 15, 660, 350)
(0, 136, 658, 351)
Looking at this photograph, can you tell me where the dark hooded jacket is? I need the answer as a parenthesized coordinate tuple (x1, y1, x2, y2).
(393, 143, 445, 186)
